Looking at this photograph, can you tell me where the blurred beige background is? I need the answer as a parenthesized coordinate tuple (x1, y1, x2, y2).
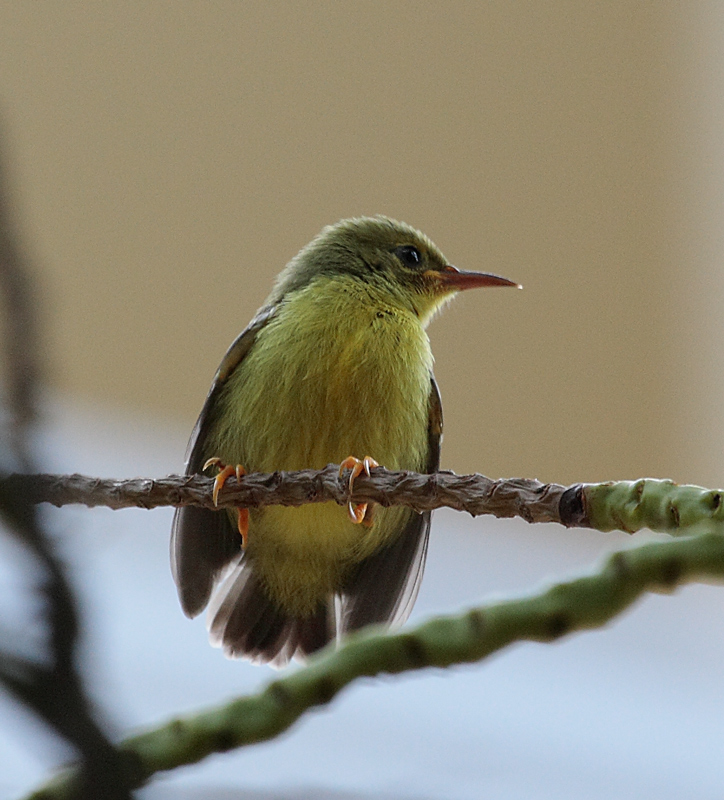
(0, 2, 721, 487)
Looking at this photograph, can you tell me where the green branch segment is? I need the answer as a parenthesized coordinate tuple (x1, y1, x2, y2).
(585, 479, 724, 534)
(26, 525, 724, 799)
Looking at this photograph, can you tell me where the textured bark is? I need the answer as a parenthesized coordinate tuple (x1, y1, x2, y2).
(1, 467, 584, 526)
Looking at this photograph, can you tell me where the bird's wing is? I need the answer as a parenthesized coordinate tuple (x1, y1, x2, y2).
(170, 305, 277, 618)
(339, 374, 443, 633)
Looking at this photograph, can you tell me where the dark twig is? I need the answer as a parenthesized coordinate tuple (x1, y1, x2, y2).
(0, 491, 138, 800)
(0, 128, 40, 471)
(0, 121, 132, 799)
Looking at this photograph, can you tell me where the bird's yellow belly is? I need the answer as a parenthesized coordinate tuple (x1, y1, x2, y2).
(208, 282, 433, 613)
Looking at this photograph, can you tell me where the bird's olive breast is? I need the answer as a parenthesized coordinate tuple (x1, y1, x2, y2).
(208, 275, 433, 475)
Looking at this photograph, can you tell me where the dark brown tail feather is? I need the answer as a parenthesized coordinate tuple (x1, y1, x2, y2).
(170, 505, 241, 618)
(340, 509, 430, 633)
(204, 511, 429, 666)
(207, 565, 335, 665)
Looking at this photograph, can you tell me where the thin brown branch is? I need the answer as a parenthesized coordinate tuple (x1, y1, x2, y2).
(0, 467, 589, 527)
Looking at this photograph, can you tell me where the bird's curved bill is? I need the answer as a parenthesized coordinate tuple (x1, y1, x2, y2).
(438, 265, 521, 291)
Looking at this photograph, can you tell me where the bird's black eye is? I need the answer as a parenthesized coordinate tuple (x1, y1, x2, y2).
(395, 245, 422, 268)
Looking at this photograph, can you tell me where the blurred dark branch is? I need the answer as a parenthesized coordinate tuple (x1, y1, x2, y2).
(0, 124, 132, 799)
(0, 494, 139, 799)
(0, 135, 40, 471)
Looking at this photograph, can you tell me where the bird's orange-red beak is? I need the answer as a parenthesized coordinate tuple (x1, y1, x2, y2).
(437, 265, 521, 291)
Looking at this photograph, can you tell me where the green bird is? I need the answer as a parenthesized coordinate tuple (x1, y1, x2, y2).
(171, 216, 518, 665)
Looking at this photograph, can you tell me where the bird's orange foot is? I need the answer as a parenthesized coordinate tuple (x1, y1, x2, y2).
(339, 455, 379, 527)
(203, 457, 250, 549)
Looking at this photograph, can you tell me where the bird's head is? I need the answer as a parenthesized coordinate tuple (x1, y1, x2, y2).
(270, 216, 519, 324)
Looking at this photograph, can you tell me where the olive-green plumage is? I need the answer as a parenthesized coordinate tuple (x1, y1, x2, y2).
(171, 216, 517, 665)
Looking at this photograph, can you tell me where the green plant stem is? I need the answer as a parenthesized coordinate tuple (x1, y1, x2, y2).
(25, 526, 724, 799)
(585, 479, 724, 533)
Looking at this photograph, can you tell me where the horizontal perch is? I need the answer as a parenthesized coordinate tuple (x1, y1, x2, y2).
(3, 468, 724, 535)
(0, 467, 579, 525)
